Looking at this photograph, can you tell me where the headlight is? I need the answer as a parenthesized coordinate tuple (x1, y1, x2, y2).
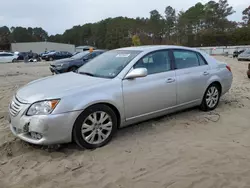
(26, 99, 60, 116)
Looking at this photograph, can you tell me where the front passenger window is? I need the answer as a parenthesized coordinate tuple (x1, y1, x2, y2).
(134, 51, 171, 75)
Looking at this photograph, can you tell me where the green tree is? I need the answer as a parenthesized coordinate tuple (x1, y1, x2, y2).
(164, 6, 176, 43)
(242, 6, 250, 25)
(0, 26, 10, 50)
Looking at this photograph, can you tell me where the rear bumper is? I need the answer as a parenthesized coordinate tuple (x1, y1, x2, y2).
(221, 73, 233, 96)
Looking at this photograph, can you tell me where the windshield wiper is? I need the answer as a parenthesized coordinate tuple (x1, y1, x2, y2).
(78, 71, 95, 77)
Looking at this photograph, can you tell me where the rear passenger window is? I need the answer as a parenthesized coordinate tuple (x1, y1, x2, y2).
(197, 53, 207, 66)
(173, 50, 199, 69)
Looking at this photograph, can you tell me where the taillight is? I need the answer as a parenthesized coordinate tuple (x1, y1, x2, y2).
(226, 65, 231, 72)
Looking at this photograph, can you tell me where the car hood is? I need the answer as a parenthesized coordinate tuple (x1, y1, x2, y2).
(51, 58, 81, 65)
(51, 58, 74, 65)
(239, 52, 250, 57)
(16, 72, 109, 103)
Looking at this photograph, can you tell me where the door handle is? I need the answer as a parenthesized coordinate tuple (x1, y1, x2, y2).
(166, 78, 175, 83)
(203, 71, 209, 76)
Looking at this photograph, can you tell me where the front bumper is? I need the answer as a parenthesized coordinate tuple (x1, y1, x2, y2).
(9, 110, 81, 145)
(238, 57, 250, 61)
(49, 66, 67, 74)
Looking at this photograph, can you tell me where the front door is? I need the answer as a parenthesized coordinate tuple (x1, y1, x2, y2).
(122, 50, 177, 120)
(172, 49, 211, 105)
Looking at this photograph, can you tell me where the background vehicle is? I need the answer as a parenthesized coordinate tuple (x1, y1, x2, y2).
(72, 52, 80, 56)
(238, 49, 250, 61)
(247, 63, 250, 78)
(49, 50, 106, 74)
(233, 49, 245, 58)
(43, 51, 72, 61)
(17, 52, 29, 60)
(40, 50, 56, 59)
(0, 52, 18, 63)
(9, 46, 232, 149)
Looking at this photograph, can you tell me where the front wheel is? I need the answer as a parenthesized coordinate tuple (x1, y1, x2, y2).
(73, 104, 118, 149)
(49, 57, 54, 61)
(200, 84, 221, 111)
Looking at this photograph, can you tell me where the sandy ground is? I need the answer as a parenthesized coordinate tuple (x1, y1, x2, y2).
(0, 57, 250, 188)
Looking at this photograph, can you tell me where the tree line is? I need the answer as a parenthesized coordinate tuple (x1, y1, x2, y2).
(0, 0, 250, 50)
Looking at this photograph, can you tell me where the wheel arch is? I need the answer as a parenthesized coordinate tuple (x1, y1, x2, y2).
(209, 81, 222, 93)
(71, 102, 122, 142)
(206, 75, 222, 93)
(202, 78, 222, 101)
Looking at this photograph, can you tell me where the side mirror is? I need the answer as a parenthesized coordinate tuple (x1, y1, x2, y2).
(125, 68, 147, 79)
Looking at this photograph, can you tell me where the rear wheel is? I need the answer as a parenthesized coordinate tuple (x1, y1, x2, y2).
(200, 83, 221, 111)
(73, 104, 117, 149)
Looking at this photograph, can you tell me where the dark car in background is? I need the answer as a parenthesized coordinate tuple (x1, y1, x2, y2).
(17, 52, 33, 60)
(233, 49, 245, 58)
(43, 51, 72, 61)
(17, 52, 41, 62)
(40, 50, 55, 58)
(247, 63, 250, 79)
(49, 50, 106, 74)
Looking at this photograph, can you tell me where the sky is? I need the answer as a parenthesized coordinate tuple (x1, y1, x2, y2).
(0, 0, 248, 35)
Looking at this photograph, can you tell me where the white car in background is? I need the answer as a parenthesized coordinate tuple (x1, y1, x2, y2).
(0, 52, 18, 63)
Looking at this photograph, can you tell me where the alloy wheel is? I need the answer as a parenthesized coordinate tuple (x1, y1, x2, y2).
(206, 86, 219, 108)
(81, 111, 113, 144)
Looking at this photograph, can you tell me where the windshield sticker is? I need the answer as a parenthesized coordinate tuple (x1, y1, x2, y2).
(116, 54, 130, 58)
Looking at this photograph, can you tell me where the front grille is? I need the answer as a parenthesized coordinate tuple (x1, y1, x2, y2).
(9, 96, 27, 117)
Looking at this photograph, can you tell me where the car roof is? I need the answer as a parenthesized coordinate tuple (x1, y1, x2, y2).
(116, 45, 198, 52)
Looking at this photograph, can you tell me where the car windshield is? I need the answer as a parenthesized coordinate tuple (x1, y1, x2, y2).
(77, 50, 141, 78)
(71, 51, 90, 59)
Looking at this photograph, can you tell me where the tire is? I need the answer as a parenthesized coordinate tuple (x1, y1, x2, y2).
(12, 58, 17, 63)
(73, 104, 118, 149)
(68, 66, 78, 72)
(49, 57, 54, 61)
(248, 75, 250, 79)
(200, 83, 221, 111)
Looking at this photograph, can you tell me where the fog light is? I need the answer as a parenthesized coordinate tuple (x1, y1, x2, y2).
(30, 132, 43, 140)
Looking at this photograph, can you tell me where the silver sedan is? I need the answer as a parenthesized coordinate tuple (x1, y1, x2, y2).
(238, 49, 250, 61)
(9, 46, 233, 149)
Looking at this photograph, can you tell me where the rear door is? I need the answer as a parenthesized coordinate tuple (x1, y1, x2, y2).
(172, 49, 210, 105)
